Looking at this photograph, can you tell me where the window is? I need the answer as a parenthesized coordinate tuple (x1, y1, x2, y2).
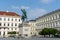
(19, 24, 22, 27)
(4, 23, 5, 26)
(15, 19, 17, 21)
(11, 28, 13, 30)
(53, 16, 54, 20)
(50, 17, 51, 20)
(0, 32, 1, 35)
(25, 34, 28, 36)
(0, 23, 1, 26)
(51, 23, 53, 27)
(12, 18, 13, 21)
(15, 28, 17, 30)
(47, 18, 48, 21)
(59, 14, 60, 18)
(8, 23, 9, 26)
(15, 23, 17, 26)
(53, 22, 55, 27)
(4, 18, 6, 21)
(19, 19, 20, 21)
(31, 32, 32, 34)
(57, 14, 59, 18)
(25, 29, 28, 31)
(11, 23, 13, 26)
(3, 32, 5, 35)
(8, 18, 9, 21)
(0, 28, 1, 29)
(4, 28, 5, 29)
(48, 17, 50, 20)
(54, 15, 56, 19)
(0, 18, 2, 20)
(51, 16, 53, 20)
(56, 15, 57, 19)
(8, 28, 9, 30)
(56, 22, 58, 27)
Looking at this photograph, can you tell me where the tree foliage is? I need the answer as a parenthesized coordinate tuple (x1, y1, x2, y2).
(8, 31, 16, 34)
(39, 28, 57, 37)
(57, 30, 60, 34)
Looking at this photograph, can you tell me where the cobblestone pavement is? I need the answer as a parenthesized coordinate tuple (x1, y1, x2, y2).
(0, 37, 60, 40)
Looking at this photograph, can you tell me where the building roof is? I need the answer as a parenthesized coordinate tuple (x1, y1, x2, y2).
(23, 23, 31, 27)
(0, 11, 20, 17)
(36, 9, 60, 20)
(29, 20, 36, 22)
(26, 20, 36, 23)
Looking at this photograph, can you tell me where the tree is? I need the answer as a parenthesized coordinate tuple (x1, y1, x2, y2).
(8, 31, 16, 34)
(57, 30, 60, 34)
(43, 28, 49, 37)
(21, 9, 27, 22)
(39, 28, 57, 37)
(39, 28, 49, 37)
(50, 28, 57, 36)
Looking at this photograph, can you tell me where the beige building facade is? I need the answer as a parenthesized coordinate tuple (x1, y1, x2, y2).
(36, 9, 60, 35)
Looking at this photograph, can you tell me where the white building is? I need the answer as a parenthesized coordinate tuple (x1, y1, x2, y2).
(28, 20, 36, 36)
(22, 23, 31, 37)
(36, 9, 60, 35)
(0, 11, 22, 37)
(19, 20, 36, 38)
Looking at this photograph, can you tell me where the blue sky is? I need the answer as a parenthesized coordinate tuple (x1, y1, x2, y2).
(0, 0, 60, 20)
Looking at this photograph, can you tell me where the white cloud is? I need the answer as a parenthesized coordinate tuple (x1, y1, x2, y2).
(41, 0, 53, 4)
(11, 6, 30, 10)
(20, 6, 30, 9)
(27, 8, 47, 20)
(12, 6, 20, 10)
(11, 6, 47, 20)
